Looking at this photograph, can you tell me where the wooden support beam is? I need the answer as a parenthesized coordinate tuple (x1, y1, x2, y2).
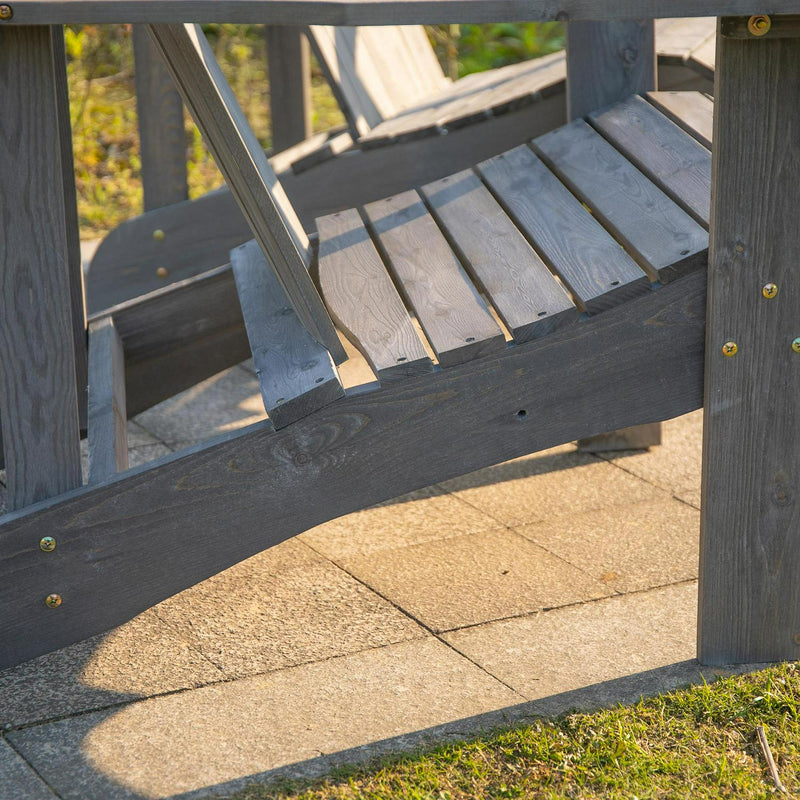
(87, 317, 128, 483)
(265, 25, 312, 152)
(699, 21, 800, 664)
(133, 25, 189, 211)
(0, 270, 706, 668)
(0, 25, 82, 511)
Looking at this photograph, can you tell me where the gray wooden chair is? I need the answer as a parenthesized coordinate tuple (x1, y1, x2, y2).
(1, 21, 714, 668)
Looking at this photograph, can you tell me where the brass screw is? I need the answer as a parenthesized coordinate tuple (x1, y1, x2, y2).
(722, 341, 738, 357)
(792, 338, 800, 354)
(152, 229, 166, 241)
(762, 283, 778, 299)
(156, 267, 168, 279)
(45, 594, 62, 609)
(748, 15, 771, 36)
(0, 5, 13, 20)
(39, 536, 56, 552)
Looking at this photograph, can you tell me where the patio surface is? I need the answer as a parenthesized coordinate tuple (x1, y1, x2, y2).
(0, 279, 757, 799)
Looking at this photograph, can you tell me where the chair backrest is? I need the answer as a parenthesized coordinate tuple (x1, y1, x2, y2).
(307, 25, 450, 135)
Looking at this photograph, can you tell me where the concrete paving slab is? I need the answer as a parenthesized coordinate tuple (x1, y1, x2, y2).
(152, 538, 425, 679)
(602, 410, 703, 495)
(0, 608, 223, 729)
(301, 485, 499, 559)
(340, 528, 612, 632)
(10, 638, 521, 800)
(126, 420, 165, 447)
(517, 497, 700, 594)
(0, 739, 56, 800)
(443, 582, 698, 702)
(438, 448, 661, 528)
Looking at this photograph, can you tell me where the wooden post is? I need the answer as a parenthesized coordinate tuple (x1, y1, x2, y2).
(699, 19, 800, 664)
(0, 26, 83, 510)
(567, 20, 661, 453)
(133, 25, 188, 211)
(265, 25, 312, 153)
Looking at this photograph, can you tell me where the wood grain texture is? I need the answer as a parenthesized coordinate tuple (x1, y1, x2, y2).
(698, 30, 800, 665)
(646, 90, 713, 148)
(132, 25, 189, 211)
(232, 239, 344, 428)
(0, 25, 82, 511)
(654, 16, 715, 63)
(720, 14, 800, 38)
(589, 94, 712, 227)
(363, 189, 505, 367)
(478, 145, 649, 314)
(5, 0, 800, 27)
(0, 268, 707, 668)
(265, 25, 312, 152)
(145, 23, 346, 363)
(87, 317, 128, 483)
(316, 208, 433, 381)
(533, 119, 708, 283)
(421, 169, 578, 342)
(566, 20, 655, 121)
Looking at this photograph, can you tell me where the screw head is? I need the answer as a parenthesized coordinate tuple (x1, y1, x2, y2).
(794, 633, 800, 646)
(152, 229, 166, 241)
(45, 594, 62, 609)
(39, 536, 56, 552)
(0, 5, 12, 20)
(792, 338, 800, 354)
(748, 15, 772, 36)
(722, 341, 738, 357)
(156, 267, 168, 279)
(762, 283, 779, 299)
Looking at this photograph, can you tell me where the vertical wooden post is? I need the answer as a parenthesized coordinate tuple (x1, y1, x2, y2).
(0, 26, 82, 510)
(265, 25, 312, 153)
(133, 25, 188, 211)
(567, 20, 661, 453)
(699, 20, 800, 664)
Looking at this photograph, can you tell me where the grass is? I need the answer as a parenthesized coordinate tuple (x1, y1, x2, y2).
(219, 663, 800, 799)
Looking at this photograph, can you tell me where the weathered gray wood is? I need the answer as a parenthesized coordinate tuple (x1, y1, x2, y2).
(265, 25, 312, 152)
(688, 32, 716, 79)
(578, 422, 662, 452)
(51, 26, 88, 432)
(231, 240, 344, 428)
(133, 25, 188, 212)
(589, 94, 712, 227)
(145, 23, 346, 363)
(87, 317, 128, 483)
(533, 119, 708, 283)
(646, 90, 713, 148)
(316, 208, 433, 381)
(6, 1, 800, 27)
(420, 169, 578, 342)
(566, 20, 655, 121)
(478, 145, 649, 314)
(363, 190, 505, 367)
(721, 14, 800, 37)
(0, 25, 82, 511)
(0, 267, 707, 669)
(699, 27, 800, 665)
(654, 16, 715, 64)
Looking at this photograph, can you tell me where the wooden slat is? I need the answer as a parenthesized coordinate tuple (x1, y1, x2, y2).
(699, 30, 800, 664)
(0, 268, 707, 669)
(478, 145, 649, 314)
(265, 25, 312, 152)
(316, 208, 433, 381)
(654, 17, 715, 63)
(589, 94, 712, 227)
(646, 90, 713, 148)
(688, 32, 716, 79)
(566, 20, 655, 121)
(533, 120, 708, 283)
(420, 169, 578, 342)
(0, 25, 82, 511)
(231, 239, 344, 428)
(132, 25, 189, 211)
(145, 23, 346, 364)
(363, 190, 505, 367)
(87, 317, 128, 483)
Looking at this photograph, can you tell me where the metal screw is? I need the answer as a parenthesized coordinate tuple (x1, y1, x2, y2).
(722, 341, 738, 357)
(794, 633, 800, 646)
(748, 15, 772, 36)
(39, 536, 56, 552)
(45, 594, 62, 609)
(792, 338, 800, 354)
(0, 5, 13, 20)
(152, 229, 166, 241)
(762, 283, 778, 299)
(156, 267, 168, 279)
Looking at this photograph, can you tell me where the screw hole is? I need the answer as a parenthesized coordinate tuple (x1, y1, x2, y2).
(276, 397, 285, 404)
(465, 337, 475, 343)
(537, 311, 547, 317)
(397, 356, 407, 362)
(680, 249, 690, 256)
(610, 280, 620, 287)
(315, 377, 324, 384)
(516, 409, 528, 420)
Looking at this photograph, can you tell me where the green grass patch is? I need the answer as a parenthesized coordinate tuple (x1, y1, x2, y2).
(223, 663, 800, 799)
